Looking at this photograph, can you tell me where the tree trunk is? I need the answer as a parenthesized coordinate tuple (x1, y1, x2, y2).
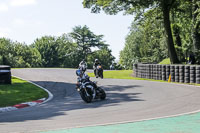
(162, 0, 180, 64)
(192, 0, 200, 50)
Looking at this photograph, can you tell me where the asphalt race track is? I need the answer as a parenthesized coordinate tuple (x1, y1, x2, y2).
(1, 68, 200, 133)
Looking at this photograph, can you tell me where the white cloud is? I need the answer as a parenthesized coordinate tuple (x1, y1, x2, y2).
(0, 3, 9, 12)
(54, 32, 65, 37)
(0, 27, 12, 37)
(12, 18, 43, 28)
(13, 18, 25, 25)
(10, 0, 37, 7)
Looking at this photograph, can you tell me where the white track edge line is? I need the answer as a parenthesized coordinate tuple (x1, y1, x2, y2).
(12, 75, 53, 105)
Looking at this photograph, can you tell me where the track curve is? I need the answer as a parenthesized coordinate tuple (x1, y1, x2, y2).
(1, 68, 200, 133)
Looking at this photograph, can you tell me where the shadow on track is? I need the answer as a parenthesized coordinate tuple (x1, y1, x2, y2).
(0, 81, 144, 123)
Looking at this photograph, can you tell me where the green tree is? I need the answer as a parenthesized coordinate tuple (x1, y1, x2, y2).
(69, 25, 107, 60)
(191, 0, 200, 63)
(83, 0, 180, 64)
(0, 38, 14, 65)
(119, 19, 168, 69)
(32, 36, 60, 67)
(87, 46, 115, 69)
(192, 0, 200, 50)
(13, 43, 42, 67)
(0, 38, 42, 67)
(56, 34, 80, 68)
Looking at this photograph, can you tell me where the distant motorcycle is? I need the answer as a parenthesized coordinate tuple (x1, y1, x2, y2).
(76, 70, 106, 103)
(95, 65, 103, 79)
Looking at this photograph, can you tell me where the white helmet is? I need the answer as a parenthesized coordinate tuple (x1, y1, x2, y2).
(95, 59, 98, 62)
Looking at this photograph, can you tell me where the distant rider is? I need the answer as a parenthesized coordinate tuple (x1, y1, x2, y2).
(79, 59, 87, 72)
(110, 63, 115, 70)
(93, 59, 101, 77)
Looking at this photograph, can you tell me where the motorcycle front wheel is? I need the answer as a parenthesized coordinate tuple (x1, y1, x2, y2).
(80, 89, 93, 103)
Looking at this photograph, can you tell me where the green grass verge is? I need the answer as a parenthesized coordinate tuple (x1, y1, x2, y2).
(0, 77, 48, 107)
(159, 58, 171, 64)
(88, 70, 135, 79)
(88, 70, 164, 81)
(88, 70, 200, 86)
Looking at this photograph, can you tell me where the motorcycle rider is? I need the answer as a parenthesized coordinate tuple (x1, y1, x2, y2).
(75, 69, 106, 102)
(93, 59, 101, 77)
(79, 59, 87, 72)
(76, 69, 89, 89)
(110, 63, 115, 70)
(76, 69, 96, 90)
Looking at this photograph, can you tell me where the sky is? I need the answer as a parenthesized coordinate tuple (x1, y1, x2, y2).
(0, 0, 134, 60)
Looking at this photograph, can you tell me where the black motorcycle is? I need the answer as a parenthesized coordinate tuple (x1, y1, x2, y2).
(95, 65, 103, 79)
(76, 74, 106, 103)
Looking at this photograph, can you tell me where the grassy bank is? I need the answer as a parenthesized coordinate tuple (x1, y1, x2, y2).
(88, 70, 200, 86)
(88, 70, 156, 81)
(0, 77, 48, 107)
(88, 70, 135, 79)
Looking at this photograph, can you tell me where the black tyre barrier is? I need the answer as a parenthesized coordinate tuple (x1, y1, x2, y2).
(170, 65, 175, 82)
(175, 65, 179, 82)
(132, 64, 200, 84)
(140, 64, 143, 78)
(154, 65, 157, 80)
(184, 65, 190, 83)
(143, 64, 147, 78)
(150, 64, 153, 79)
(133, 64, 137, 77)
(156, 65, 159, 80)
(139, 64, 143, 78)
(146, 64, 150, 79)
(158, 65, 162, 80)
(0, 65, 11, 84)
(179, 65, 184, 83)
(166, 65, 170, 80)
(190, 66, 196, 83)
(162, 65, 166, 81)
(142, 64, 145, 78)
(137, 64, 141, 78)
(196, 66, 200, 84)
